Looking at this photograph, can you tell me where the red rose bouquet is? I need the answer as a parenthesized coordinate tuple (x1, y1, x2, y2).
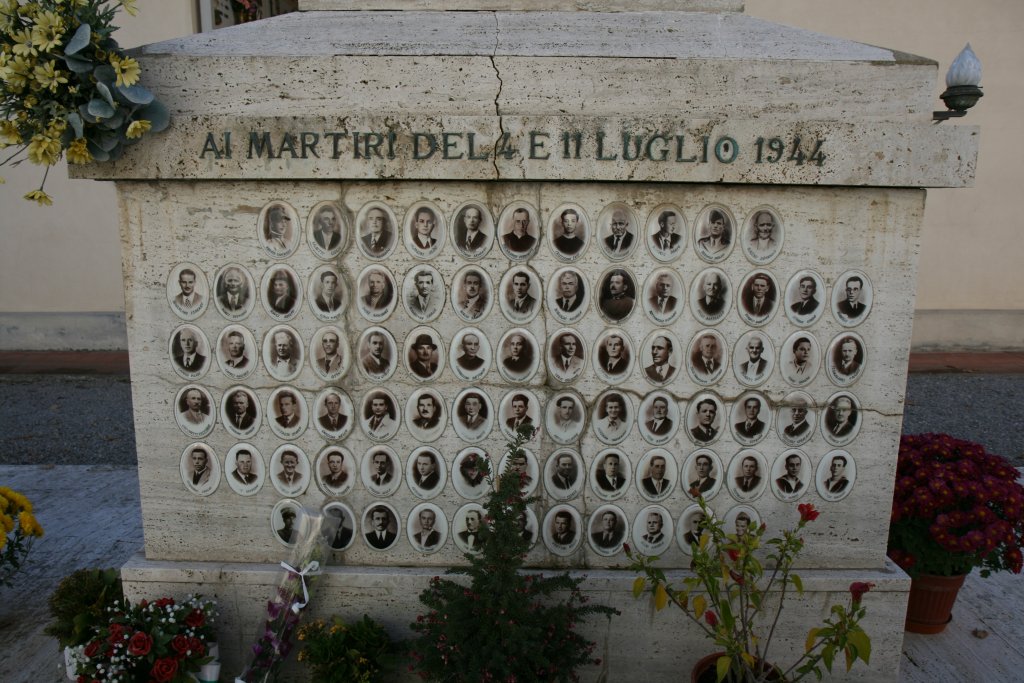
(889, 433, 1024, 577)
(74, 594, 217, 683)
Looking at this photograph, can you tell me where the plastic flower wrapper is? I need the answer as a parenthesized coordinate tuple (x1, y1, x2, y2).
(236, 503, 328, 683)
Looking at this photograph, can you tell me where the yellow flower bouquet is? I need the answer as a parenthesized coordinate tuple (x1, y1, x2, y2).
(0, 0, 168, 204)
(1, 484, 44, 587)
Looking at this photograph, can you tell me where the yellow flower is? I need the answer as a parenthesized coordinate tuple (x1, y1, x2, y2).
(0, 120, 20, 145)
(45, 118, 65, 137)
(0, 531, 7, 550)
(0, 513, 13, 533)
(11, 29, 37, 57)
(24, 188, 53, 205)
(2, 55, 33, 90)
(33, 59, 67, 91)
(125, 119, 151, 139)
(110, 54, 140, 87)
(19, 510, 43, 537)
(31, 10, 64, 51)
(27, 133, 60, 164)
(121, 0, 138, 17)
(66, 137, 91, 164)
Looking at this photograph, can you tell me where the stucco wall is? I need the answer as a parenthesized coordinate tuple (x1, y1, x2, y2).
(2, 2, 1020, 350)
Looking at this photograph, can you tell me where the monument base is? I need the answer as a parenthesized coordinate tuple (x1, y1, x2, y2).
(122, 555, 910, 682)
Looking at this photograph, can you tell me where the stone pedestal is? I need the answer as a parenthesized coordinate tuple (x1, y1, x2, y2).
(74, 3, 976, 680)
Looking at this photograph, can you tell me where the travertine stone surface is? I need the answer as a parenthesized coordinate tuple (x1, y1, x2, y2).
(122, 555, 910, 682)
(300, 0, 745, 11)
(123, 179, 923, 568)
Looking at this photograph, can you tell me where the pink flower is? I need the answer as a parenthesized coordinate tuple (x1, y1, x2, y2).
(849, 582, 874, 605)
(797, 503, 820, 522)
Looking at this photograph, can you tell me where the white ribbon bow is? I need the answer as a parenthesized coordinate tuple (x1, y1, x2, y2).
(280, 560, 320, 613)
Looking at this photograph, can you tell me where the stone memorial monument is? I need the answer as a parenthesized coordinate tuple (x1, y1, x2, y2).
(74, 1, 978, 679)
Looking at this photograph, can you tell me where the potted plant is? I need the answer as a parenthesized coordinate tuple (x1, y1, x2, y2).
(75, 593, 218, 683)
(297, 614, 394, 683)
(628, 496, 873, 683)
(45, 568, 125, 678)
(888, 433, 1024, 633)
(408, 426, 619, 682)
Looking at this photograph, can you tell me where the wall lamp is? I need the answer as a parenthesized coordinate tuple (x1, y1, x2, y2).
(934, 44, 983, 121)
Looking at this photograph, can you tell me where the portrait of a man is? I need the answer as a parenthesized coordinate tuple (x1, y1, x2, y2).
(595, 393, 629, 443)
(683, 510, 706, 546)
(411, 507, 442, 550)
(738, 334, 769, 384)
(689, 453, 716, 493)
(361, 205, 393, 256)
(790, 274, 820, 316)
(823, 454, 851, 494)
(504, 393, 533, 432)
(644, 334, 677, 383)
(315, 329, 345, 377)
(590, 510, 625, 549)
(172, 267, 203, 312)
(178, 387, 209, 427)
(603, 208, 634, 256)
(276, 449, 304, 489)
(367, 450, 394, 488)
(457, 509, 487, 551)
(276, 506, 297, 544)
(456, 269, 488, 320)
(690, 333, 722, 379)
(783, 399, 813, 440)
(406, 267, 441, 320)
(550, 509, 576, 546)
(641, 455, 671, 497)
(824, 395, 858, 439)
(454, 204, 489, 256)
(216, 265, 250, 316)
(550, 452, 578, 491)
(361, 329, 392, 378)
(734, 456, 762, 493)
(323, 506, 353, 550)
(690, 398, 719, 444)
(650, 209, 683, 257)
(501, 333, 534, 377)
(501, 205, 537, 255)
(741, 272, 776, 319)
(186, 447, 212, 488)
(647, 272, 678, 317)
(220, 329, 251, 372)
(775, 453, 804, 494)
(599, 269, 635, 321)
(456, 392, 489, 433)
(455, 332, 486, 374)
(313, 270, 343, 314)
(411, 450, 442, 492)
(836, 275, 868, 321)
(408, 332, 440, 380)
(360, 268, 394, 312)
(263, 204, 295, 256)
(549, 331, 584, 382)
(411, 392, 442, 432)
(311, 205, 343, 252)
(267, 329, 300, 379)
(275, 390, 302, 430)
(363, 393, 397, 439)
(748, 210, 778, 254)
(266, 269, 298, 317)
(644, 396, 673, 436)
(552, 207, 586, 256)
(231, 448, 259, 486)
(641, 510, 666, 545)
(696, 208, 731, 260)
(506, 270, 537, 317)
(552, 269, 585, 315)
(832, 336, 863, 377)
(321, 450, 349, 490)
(318, 392, 348, 433)
(694, 271, 727, 318)
(547, 395, 582, 443)
(734, 396, 767, 440)
(172, 327, 206, 373)
(225, 388, 257, 432)
(409, 206, 440, 253)
(364, 506, 397, 550)
(595, 451, 625, 492)
(596, 333, 631, 378)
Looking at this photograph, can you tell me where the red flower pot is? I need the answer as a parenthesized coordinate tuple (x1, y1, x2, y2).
(904, 573, 967, 634)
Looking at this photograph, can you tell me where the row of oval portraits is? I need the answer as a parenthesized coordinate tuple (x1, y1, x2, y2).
(178, 380, 864, 450)
(182, 440, 857, 508)
(168, 260, 875, 331)
(170, 320, 869, 392)
(253, 199, 791, 266)
(270, 479, 850, 557)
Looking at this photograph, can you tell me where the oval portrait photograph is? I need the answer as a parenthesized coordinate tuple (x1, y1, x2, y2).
(405, 388, 447, 443)
(360, 389, 401, 443)
(499, 389, 540, 442)
(740, 206, 784, 265)
(258, 200, 300, 259)
(306, 201, 348, 260)
(727, 449, 769, 503)
(169, 324, 211, 381)
(166, 262, 209, 321)
(174, 385, 215, 439)
(403, 201, 447, 260)
(450, 201, 494, 260)
(357, 326, 397, 382)
(362, 446, 402, 497)
(313, 387, 354, 441)
(732, 330, 775, 388)
(547, 203, 590, 262)
(592, 328, 634, 385)
(596, 266, 637, 323)
(776, 390, 817, 447)
(690, 267, 731, 326)
(677, 503, 707, 555)
(641, 330, 681, 386)
(686, 392, 724, 446)
(546, 266, 589, 326)
(544, 390, 586, 446)
(224, 443, 264, 497)
(547, 328, 586, 384)
(406, 446, 448, 500)
(307, 265, 347, 322)
(646, 204, 686, 262)
(452, 447, 491, 500)
(216, 324, 257, 380)
(450, 265, 493, 324)
(356, 264, 398, 323)
(449, 327, 491, 383)
(404, 327, 445, 383)
(220, 385, 260, 439)
(543, 504, 583, 556)
(632, 504, 673, 557)
(269, 382, 310, 437)
(322, 502, 357, 552)
(723, 505, 761, 540)
(497, 328, 540, 385)
(637, 391, 679, 446)
(499, 266, 542, 325)
(310, 325, 349, 382)
(452, 503, 488, 554)
(452, 387, 493, 444)
(597, 202, 639, 260)
(272, 499, 302, 547)
(588, 505, 628, 557)
(407, 503, 448, 554)
(356, 201, 399, 259)
(362, 503, 401, 552)
(816, 449, 857, 502)
(403, 264, 446, 323)
(821, 391, 862, 447)
(730, 391, 772, 447)
(693, 204, 736, 263)
(269, 444, 310, 497)
(771, 449, 810, 502)
(262, 324, 304, 382)
(497, 201, 541, 261)
(686, 329, 727, 387)
(498, 446, 539, 497)
(315, 445, 356, 497)
(785, 270, 826, 327)
(736, 270, 780, 327)
(826, 332, 867, 387)
(779, 331, 820, 387)
(179, 443, 219, 497)
(636, 448, 677, 502)
(832, 270, 873, 327)
(544, 448, 584, 501)
(643, 268, 684, 326)
(261, 264, 303, 322)
(590, 390, 633, 446)
(212, 263, 256, 321)
(589, 448, 632, 501)
(683, 448, 723, 500)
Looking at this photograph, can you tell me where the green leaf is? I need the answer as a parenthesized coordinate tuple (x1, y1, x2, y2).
(136, 100, 169, 132)
(791, 573, 804, 594)
(716, 655, 731, 683)
(87, 98, 115, 120)
(65, 23, 91, 55)
(63, 54, 93, 74)
(632, 577, 646, 599)
(822, 644, 835, 671)
(844, 645, 854, 671)
(116, 84, 154, 105)
(68, 113, 84, 139)
(96, 81, 115, 108)
(847, 629, 871, 664)
(93, 64, 116, 85)
(805, 627, 819, 653)
(86, 139, 109, 162)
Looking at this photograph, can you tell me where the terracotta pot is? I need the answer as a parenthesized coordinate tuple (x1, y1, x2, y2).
(692, 652, 783, 683)
(904, 573, 967, 634)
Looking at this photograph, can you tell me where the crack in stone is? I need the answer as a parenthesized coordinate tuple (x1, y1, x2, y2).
(490, 12, 504, 180)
